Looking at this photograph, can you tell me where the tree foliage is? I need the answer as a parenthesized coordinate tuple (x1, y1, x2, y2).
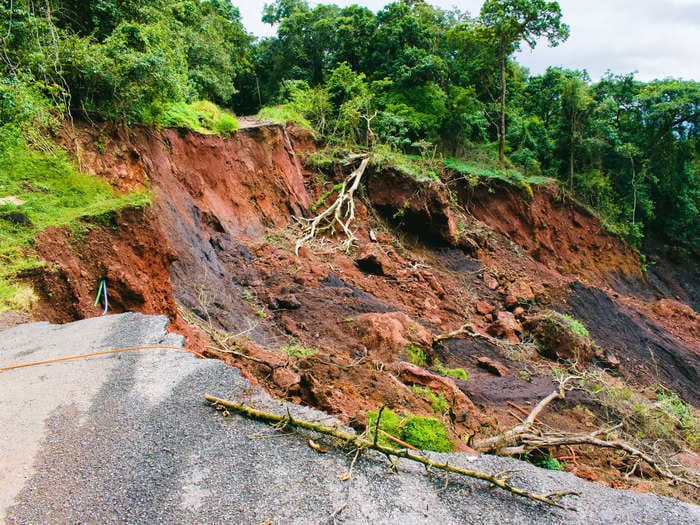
(1, 0, 697, 250)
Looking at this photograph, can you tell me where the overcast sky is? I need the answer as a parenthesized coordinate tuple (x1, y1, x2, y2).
(235, 0, 700, 82)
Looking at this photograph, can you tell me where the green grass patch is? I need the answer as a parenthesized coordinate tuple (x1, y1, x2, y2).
(0, 140, 151, 311)
(405, 342, 427, 366)
(258, 104, 313, 131)
(533, 454, 566, 471)
(434, 358, 469, 381)
(443, 157, 553, 198)
(400, 415, 453, 452)
(372, 145, 440, 182)
(412, 385, 450, 414)
(278, 343, 315, 358)
(366, 409, 453, 452)
(155, 100, 238, 136)
(562, 313, 590, 338)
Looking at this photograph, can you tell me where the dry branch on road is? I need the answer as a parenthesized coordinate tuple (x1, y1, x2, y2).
(205, 394, 580, 510)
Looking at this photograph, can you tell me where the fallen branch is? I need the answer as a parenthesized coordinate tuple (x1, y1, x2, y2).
(204, 394, 579, 509)
(433, 322, 517, 348)
(473, 381, 568, 453)
(472, 382, 699, 489)
(295, 156, 370, 255)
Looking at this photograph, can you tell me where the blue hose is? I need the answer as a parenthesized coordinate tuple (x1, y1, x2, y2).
(101, 279, 108, 316)
(94, 279, 109, 316)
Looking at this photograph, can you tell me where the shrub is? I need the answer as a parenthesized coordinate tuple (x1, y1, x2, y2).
(155, 100, 238, 136)
(366, 409, 454, 452)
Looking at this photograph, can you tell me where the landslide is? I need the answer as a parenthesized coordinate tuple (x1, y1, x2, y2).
(26, 121, 700, 500)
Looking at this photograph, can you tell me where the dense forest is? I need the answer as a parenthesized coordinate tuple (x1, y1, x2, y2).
(1, 0, 698, 250)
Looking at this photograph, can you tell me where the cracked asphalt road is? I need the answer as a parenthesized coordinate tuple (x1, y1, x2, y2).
(1, 313, 698, 524)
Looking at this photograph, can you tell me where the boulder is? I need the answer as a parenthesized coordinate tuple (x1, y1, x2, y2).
(487, 311, 522, 344)
(523, 311, 596, 365)
(272, 368, 301, 391)
(475, 301, 495, 317)
(354, 245, 395, 277)
(476, 356, 508, 377)
(352, 312, 433, 363)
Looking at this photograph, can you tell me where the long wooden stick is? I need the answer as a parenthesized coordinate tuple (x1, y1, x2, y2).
(204, 395, 579, 509)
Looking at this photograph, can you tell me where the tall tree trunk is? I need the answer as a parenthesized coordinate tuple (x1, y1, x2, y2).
(499, 50, 506, 165)
(569, 114, 575, 191)
(631, 156, 637, 226)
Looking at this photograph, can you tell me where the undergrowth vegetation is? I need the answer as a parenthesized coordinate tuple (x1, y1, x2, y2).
(563, 367, 700, 451)
(411, 386, 450, 414)
(0, 82, 151, 311)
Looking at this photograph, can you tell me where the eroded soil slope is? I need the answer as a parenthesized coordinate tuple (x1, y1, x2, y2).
(29, 122, 700, 500)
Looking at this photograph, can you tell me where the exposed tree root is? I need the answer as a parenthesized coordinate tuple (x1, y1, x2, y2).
(472, 378, 700, 489)
(205, 394, 580, 510)
(295, 156, 370, 255)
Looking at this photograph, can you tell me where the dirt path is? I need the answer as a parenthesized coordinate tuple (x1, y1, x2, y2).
(1, 314, 698, 524)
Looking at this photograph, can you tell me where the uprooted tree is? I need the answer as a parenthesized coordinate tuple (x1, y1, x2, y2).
(295, 154, 370, 255)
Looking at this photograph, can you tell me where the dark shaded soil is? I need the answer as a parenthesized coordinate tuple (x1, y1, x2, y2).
(564, 281, 700, 404)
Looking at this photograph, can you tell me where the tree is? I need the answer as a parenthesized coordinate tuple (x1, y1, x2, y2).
(480, 0, 569, 164)
(561, 73, 592, 189)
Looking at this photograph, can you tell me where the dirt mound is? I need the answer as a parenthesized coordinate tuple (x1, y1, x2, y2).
(30, 206, 178, 323)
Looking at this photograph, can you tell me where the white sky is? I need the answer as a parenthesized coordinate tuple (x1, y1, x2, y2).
(234, 0, 700, 82)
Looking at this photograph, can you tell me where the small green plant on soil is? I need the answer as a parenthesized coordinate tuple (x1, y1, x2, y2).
(405, 342, 427, 366)
(366, 409, 453, 452)
(412, 385, 450, 414)
(562, 313, 589, 338)
(256, 309, 267, 319)
(241, 291, 254, 303)
(532, 454, 566, 471)
(434, 358, 469, 381)
(279, 343, 315, 358)
(312, 183, 343, 212)
(400, 416, 453, 452)
(582, 370, 700, 449)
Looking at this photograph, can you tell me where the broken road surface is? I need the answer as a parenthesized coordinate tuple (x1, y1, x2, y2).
(1, 313, 698, 524)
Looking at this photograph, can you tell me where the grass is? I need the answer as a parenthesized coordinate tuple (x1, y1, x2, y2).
(562, 313, 590, 338)
(434, 358, 469, 381)
(582, 370, 700, 449)
(155, 100, 238, 136)
(366, 408, 453, 452)
(0, 140, 151, 311)
(443, 157, 553, 199)
(279, 343, 315, 358)
(405, 342, 427, 366)
(257, 104, 313, 132)
(412, 385, 450, 414)
(533, 454, 566, 471)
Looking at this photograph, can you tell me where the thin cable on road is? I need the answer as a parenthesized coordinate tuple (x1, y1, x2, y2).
(0, 345, 184, 373)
